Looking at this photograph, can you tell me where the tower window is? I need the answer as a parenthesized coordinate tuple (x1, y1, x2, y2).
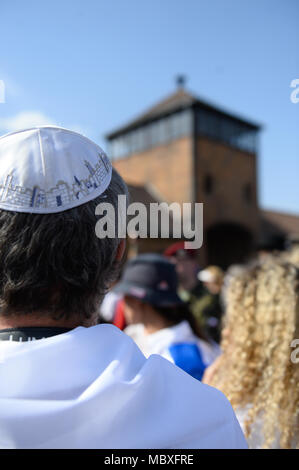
(204, 174, 214, 195)
(243, 183, 252, 204)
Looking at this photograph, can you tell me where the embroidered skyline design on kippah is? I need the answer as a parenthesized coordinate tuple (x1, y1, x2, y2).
(0, 152, 111, 210)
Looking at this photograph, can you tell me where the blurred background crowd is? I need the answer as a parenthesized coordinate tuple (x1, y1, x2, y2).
(96, 78, 299, 449)
(98, 235, 299, 449)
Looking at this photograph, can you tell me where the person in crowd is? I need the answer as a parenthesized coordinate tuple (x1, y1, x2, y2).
(164, 242, 207, 321)
(98, 289, 123, 323)
(98, 279, 127, 330)
(98, 282, 126, 330)
(194, 266, 224, 343)
(284, 241, 299, 267)
(221, 264, 247, 308)
(115, 253, 220, 381)
(256, 234, 287, 261)
(0, 126, 247, 449)
(164, 241, 204, 299)
(203, 257, 299, 448)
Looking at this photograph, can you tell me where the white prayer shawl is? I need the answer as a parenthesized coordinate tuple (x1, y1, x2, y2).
(0, 324, 247, 449)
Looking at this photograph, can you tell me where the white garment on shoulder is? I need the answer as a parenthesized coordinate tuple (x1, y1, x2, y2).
(124, 320, 220, 366)
(0, 324, 246, 449)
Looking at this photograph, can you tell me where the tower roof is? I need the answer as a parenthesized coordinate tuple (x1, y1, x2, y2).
(106, 88, 261, 139)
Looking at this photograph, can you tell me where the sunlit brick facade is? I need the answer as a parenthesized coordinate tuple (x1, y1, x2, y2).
(106, 88, 264, 268)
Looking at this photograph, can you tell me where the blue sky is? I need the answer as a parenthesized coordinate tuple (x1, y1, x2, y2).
(0, 0, 298, 214)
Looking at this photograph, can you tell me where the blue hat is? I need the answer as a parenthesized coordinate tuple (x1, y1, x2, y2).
(114, 253, 183, 307)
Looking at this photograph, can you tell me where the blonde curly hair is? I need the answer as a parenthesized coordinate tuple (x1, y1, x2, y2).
(209, 257, 299, 448)
(284, 245, 299, 268)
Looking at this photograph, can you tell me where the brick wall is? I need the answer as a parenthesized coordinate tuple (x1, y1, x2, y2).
(112, 134, 260, 267)
(113, 137, 193, 205)
(196, 137, 259, 235)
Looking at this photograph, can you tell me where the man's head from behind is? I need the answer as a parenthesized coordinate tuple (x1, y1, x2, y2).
(0, 126, 128, 327)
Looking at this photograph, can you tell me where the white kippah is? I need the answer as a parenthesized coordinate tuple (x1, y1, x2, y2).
(0, 126, 112, 214)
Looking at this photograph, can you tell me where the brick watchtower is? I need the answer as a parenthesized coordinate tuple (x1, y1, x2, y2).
(106, 82, 261, 268)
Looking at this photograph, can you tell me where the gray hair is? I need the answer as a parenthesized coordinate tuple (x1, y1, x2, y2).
(0, 168, 128, 322)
